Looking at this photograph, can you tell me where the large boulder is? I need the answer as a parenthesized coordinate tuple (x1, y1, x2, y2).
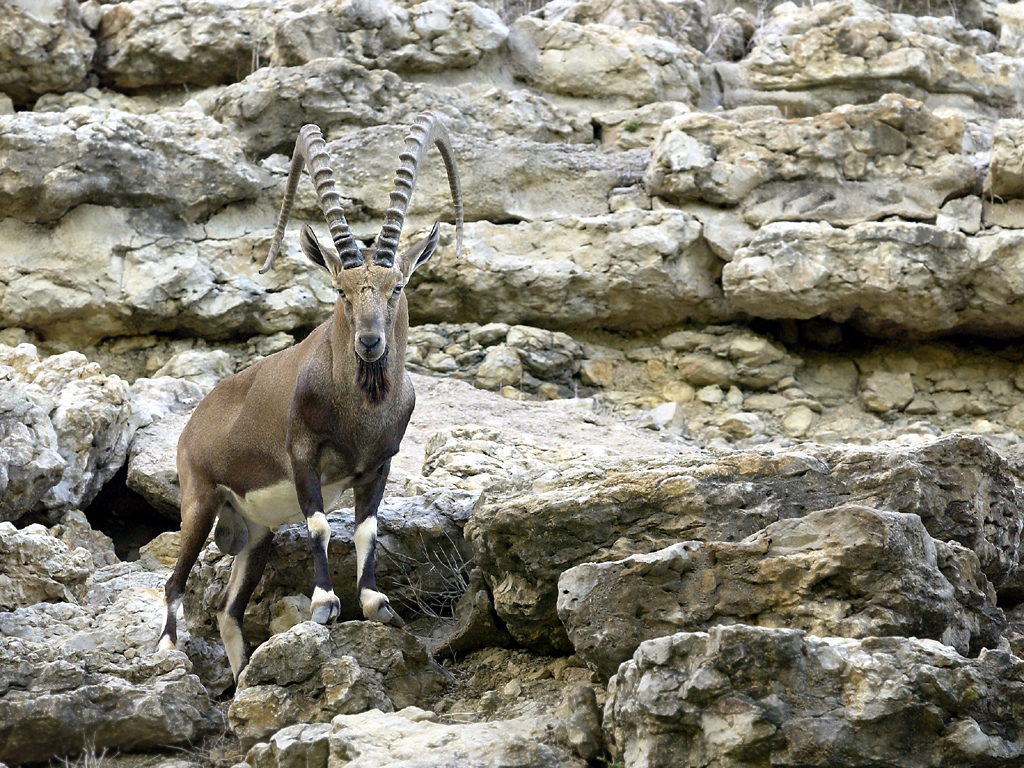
(557, 506, 1003, 679)
(532, 0, 714, 52)
(0, 571, 224, 764)
(96, 0, 276, 90)
(0, 521, 93, 610)
(244, 706, 591, 768)
(0, 0, 95, 106)
(464, 433, 1023, 653)
(409, 211, 726, 331)
(605, 625, 1024, 768)
(269, 0, 509, 72)
(95, 0, 508, 90)
(126, 377, 207, 518)
(0, 106, 264, 225)
(722, 221, 973, 336)
(0, 344, 139, 525)
(713, 0, 1019, 117)
(646, 95, 976, 227)
(228, 621, 447, 750)
(0, 204, 332, 345)
(724, 221, 1024, 337)
(507, 15, 701, 106)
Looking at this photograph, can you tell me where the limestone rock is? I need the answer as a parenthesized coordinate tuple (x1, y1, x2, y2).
(0, 179, 721, 345)
(0, 521, 93, 610)
(659, 326, 800, 390)
(245, 707, 589, 768)
(999, 1, 1024, 56)
(229, 621, 447, 750)
(715, 0, 1019, 117)
(95, 0, 509, 91)
(126, 377, 207, 518)
(271, 126, 649, 231)
(242, 722, 331, 768)
(412, 424, 619, 498)
(0, 107, 264, 225)
(982, 199, 1024, 228)
(153, 349, 233, 390)
(987, 119, 1024, 199)
(0, 586, 224, 764)
(595, 102, 694, 151)
(0, 345, 139, 525)
(507, 15, 701, 107)
(96, 0, 276, 90)
(475, 344, 523, 391)
(270, 0, 509, 73)
(605, 626, 1024, 768)
(1004, 603, 1024, 658)
(49, 509, 119, 569)
(409, 211, 726, 332)
(861, 370, 915, 413)
(205, 58, 591, 157)
(0, 0, 95, 106)
(534, 0, 713, 52)
(937, 195, 983, 234)
(558, 506, 1003, 679)
(182, 489, 479, 641)
(0, 204, 333, 345)
(464, 433, 1023, 653)
(80, 553, 235, 699)
(646, 95, 975, 227)
(723, 221, 976, 337)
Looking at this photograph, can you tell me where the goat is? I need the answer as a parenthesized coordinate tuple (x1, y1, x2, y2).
(156, 112, 463, 683)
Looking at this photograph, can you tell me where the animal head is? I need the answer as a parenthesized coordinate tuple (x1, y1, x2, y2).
(298, 221, 440, 364)
(260, 113, 464, 369)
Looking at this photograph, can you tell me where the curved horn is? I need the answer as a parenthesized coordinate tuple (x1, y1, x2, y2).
(374, 111, 464, 269)
(260, 125, 363, 274)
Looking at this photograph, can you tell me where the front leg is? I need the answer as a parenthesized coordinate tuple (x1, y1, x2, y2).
(293, 457, 341, 625)
(354, 458, 403, 627)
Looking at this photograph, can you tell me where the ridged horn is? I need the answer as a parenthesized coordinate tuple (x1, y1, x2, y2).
(374, 112, 464, 269)
(260, 124, 363, 274)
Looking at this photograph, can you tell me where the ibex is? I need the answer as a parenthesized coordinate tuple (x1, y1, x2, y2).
(157, 112, 463, 683)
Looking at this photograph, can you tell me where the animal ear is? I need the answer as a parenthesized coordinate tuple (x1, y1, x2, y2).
(299, 224, 332, 273)
(400, 222, 441, 280)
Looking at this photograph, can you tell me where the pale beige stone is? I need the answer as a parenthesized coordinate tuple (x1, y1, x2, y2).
(717, 0, 1019, 116)
(647, 95, 974, 227)
(999, 2, 1024, 56)
(662, 381, 695, 403)
(606, 627, 1024, 768)
(783, 405, 816, 437)
(0, 0, 95, 105)
(986, 120, 1024, 200)
(861, 371, 915, 413)
(507, 15, 701, 106)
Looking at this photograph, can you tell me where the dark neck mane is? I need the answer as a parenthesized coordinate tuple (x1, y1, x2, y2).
(357, 350, 391, 405)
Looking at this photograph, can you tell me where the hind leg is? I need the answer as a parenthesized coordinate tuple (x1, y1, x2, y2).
(217, 517, 273, 681)
(158, 470, 220, 652)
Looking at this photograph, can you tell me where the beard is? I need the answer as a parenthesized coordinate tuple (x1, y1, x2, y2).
(357, 348, 391, 405)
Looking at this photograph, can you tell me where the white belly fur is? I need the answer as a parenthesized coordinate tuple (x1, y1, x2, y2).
(223, 477, 352, 529)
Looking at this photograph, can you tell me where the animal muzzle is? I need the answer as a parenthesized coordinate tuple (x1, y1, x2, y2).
(356, 333, 385, 362)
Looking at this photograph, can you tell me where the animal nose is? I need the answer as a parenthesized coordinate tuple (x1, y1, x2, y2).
(358, 333, 382, 356)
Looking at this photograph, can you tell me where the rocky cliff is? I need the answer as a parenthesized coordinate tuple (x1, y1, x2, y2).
(4, 0, 1024, 766)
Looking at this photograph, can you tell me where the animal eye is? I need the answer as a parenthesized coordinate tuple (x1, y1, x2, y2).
(392, 284, 403, 297)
